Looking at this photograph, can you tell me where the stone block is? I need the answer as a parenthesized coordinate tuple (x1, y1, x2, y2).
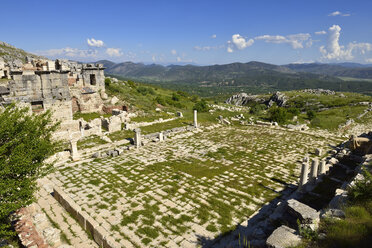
(93, 225, 106, 247)
(266, 225, 301, 248)
(103, 236, 121, 248)
(287, 199, 319, 225)
(85, 215, 99, 239)
(76, 210, 87, 230)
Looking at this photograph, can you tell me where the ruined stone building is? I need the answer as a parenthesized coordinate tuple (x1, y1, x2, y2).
(0, 58, 107, 139)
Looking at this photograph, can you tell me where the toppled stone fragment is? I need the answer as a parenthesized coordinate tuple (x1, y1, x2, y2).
(287, 199, 319, 224)
(266, 225, 301, 248)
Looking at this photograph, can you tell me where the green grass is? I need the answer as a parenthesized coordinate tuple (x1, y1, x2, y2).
(77, 135, 108, 149)
(318, 201, 372, 248)
(107, 129, 133, 142)
(73, 112, 111, 122)
(310, 105, 367, 130)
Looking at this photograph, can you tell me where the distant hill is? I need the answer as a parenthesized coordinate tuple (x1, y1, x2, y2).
(0, 41, 45, 63)
(284, 63, 372, 79)
(101, 60, 372, 97)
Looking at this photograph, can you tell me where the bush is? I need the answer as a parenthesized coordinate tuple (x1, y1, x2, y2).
(172, 93, 180, 101)
(191, 95, 199, 103)
(104, 78, 111, 87)
(307, 110, 316, 120)
(0, 104, 58, 238)
(137, 86, 155, 96)
(268, 107, 290, 124)
(288, 107, 300, 116)
(349, 167, 372, 203)
(155, 96, 166, 106)
(193, 100, 210, 112)
(250, 104, 266, 115)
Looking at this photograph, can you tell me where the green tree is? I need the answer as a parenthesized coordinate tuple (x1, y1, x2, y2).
(193, 100, 210, 112)
(0, 104, 58, 239)
(268, 107, 290, 124)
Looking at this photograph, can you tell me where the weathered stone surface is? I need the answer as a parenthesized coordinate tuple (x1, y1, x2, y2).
(267, 91, 287, 107)
(266, 225, 301, 248)
(287, 199, 319, 224)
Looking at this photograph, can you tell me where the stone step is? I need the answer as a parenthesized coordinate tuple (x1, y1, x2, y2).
(34, 178, 99, 248)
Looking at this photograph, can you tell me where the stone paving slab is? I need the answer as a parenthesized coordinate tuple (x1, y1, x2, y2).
(49, 125, 342, 247)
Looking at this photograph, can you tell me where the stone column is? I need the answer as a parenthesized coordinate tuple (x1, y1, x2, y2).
(318, 160, 326, 176)
(310, 159, 319, 183)
(298, 162, 309, 190)
(70, 140, 80, 161)
(134, 128, 141, 148)
(193, 110, 198, 128)
(315, 148, 323, 156)
(159, 132, 164, 142)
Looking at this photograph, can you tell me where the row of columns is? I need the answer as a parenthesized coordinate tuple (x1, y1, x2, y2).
(298, 158, 327, 190)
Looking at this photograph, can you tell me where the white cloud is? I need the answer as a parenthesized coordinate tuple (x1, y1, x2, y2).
(194, 45, 224, 51)
(87, 38, 104, 47)
(211, 34, 217, 39)
(227, 34, 254, 52)
(171, 49, 177, 55)
(176, 57, 181, 62)
(366, 58, 372, 63)
(315, 30, 327, 35)
(320, 25, 372, 61)
(255, 33, 311, 49)
(105, 48, 123, 57)
(328, 11, 350, 17)
(37, 47, 98, 58)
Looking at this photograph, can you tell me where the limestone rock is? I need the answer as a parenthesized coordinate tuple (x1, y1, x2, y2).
(287, 199, 319, 225)
(111, 96, 119, 105)
(100, 91, 108, 100)
(266, 225, 301, 248)
(225, 93, 263, 106)
(267, 91, 287, 107)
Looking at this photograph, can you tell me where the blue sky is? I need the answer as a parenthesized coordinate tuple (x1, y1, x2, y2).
(2, 0, 372, 65)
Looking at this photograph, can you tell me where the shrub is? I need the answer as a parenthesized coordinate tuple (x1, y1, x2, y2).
(172, 93, 180, 101)
(0, 104, 58, 238)
(250, 104, 266, 115)
(137, 86, 155, 96)
(155, 96, 166, 106)
(348, 167, 372, 203)
(307, 110, 316, 120)
(104, 78, 111, 87)
(193, 100, 210, 112)
(288, 107, 300, 116)
(268, 107, 290, 124)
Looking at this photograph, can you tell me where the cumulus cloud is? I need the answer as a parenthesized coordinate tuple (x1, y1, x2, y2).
(366, 58, 372, 63)
(315, 30, 327, 35)
(105, 48, 123, 57)
(227, 34, 254, 52)
(320, 25, 372, 60)
(171, 49, 177, 55)
(328, 11, 350, 17)
(87, 38, 104, 47)
(211, 34, 217, 39)
(255, 33, 311, 49)
(37, 47, 98, 58)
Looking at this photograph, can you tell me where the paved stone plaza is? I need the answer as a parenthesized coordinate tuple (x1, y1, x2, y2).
(50, 125, 343, 247)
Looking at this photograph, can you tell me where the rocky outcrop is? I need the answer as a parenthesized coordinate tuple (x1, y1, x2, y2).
(225, 93, 263, 106)
(267, 91, 287, 107)
(302, 88, 336, 95)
